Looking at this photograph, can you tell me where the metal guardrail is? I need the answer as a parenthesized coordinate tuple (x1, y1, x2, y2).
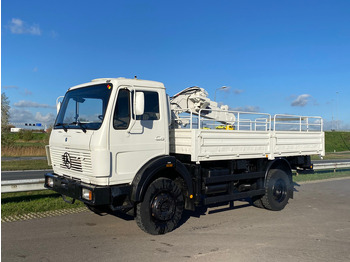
(2, 162, 350, 193)
(1, 178, 45, 193)
(313, 162, 350, 172)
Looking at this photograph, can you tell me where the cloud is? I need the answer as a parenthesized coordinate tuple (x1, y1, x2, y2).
(14, 100, 55, 108)
(35, 112, 56, 123)
(2, 85, 19, 90)
(9, 108, 34, 123)
(9, 108, 55, 125)
(323, 119, 350, 131)
(24, 89, 33, 96)
(50, 30, 59, 38)
(291, 94, 311, 107)
(7, 18, 41, 35)
(231, 106, 261, 112)
(233, 89, 244, 95)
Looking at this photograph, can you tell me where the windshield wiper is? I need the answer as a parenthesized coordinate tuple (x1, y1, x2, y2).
(54, 123, 68, 132)
(70, 122, 87, 133)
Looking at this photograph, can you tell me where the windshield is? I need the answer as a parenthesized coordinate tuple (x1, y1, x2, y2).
(54, 84, 113, 131)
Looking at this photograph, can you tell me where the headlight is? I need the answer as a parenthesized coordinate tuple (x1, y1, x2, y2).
(46, 177, 54, 188)
(82, 188, 93, 201)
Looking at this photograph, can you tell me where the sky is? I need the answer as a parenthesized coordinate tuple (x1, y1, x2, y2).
(2, 0, 350, 130)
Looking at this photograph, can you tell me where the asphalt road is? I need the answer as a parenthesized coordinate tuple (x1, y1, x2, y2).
(2, 178, 350, 262)
(1, 170, 51, 181)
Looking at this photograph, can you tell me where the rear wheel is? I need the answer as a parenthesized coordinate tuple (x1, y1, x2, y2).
(135, 178, 184, 235)
(261, 168, 291, 211)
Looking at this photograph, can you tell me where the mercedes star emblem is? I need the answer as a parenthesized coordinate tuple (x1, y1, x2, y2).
(63, 152, 72, 169)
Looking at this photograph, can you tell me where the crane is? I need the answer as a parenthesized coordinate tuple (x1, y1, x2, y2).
(169, 86, 236, 128)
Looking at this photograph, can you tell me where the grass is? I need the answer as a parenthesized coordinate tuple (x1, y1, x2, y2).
(1, 131, 49, 157)
(1, 190, 85, 219)
(293, 169, 350, 183)
(14, 141, 47, 147)
(311, 151, 350, 160)
(325, 131, 350, 152)
(1, 160, 51, 171)
(5, 132, 48, 141)
(1, 145, 46, 157)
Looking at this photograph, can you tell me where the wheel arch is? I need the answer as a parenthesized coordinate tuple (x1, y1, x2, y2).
(130, 155, 194, 210)
(265, 158, 294, 198)
(266, 158, 292, 176)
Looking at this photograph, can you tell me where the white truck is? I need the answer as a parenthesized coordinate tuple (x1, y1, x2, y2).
(45, 77, 325, 235)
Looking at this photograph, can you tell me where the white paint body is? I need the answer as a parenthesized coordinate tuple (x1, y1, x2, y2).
(170, 129, 325, 162)
(48, 78, 325, 186)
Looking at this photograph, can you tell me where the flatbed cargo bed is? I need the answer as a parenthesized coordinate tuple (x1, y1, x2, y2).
(170, 129, 325, 162)
(170, 113, 325, 162)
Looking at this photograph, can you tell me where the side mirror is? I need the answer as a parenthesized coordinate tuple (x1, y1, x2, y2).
(56, 101, 61, 114)
(135, 92, 145, 116)
(56, 96, 64, 114)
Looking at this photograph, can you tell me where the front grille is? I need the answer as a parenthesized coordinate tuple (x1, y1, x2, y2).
(51, 148, 93, 175)
(60, 154, 83, 172)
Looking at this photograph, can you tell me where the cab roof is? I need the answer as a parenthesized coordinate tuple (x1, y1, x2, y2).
(68, 77, 165, 91)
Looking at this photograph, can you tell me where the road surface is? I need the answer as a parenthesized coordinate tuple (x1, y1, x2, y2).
(1, 170, 51, 181)
(2, 178, 350, 262)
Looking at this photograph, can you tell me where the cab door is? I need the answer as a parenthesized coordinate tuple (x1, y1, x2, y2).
(109, 86, 167, 184)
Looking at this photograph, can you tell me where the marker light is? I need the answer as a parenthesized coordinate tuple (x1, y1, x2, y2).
(46, 177, 54, 188)
(82, 188, 93, 201)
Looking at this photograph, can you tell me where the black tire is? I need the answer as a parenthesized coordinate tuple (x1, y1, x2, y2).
(261, 168, 291, 211)
(135, 178, 184, 235)
(251, 196, 265, 208)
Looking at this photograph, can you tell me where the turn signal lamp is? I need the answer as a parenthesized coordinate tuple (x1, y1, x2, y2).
(82, 188, 92, 201)
(46, 177, 54, 188)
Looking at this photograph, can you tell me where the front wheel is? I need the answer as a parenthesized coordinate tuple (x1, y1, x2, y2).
(135, 178, 184, 235)
(261, 168, 291, 211)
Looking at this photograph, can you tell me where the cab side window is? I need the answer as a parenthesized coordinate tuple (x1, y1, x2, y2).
(136, 91, 160, 121)
(113, 89, 130, 129)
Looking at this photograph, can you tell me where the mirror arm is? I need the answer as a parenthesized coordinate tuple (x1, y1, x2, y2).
(127, 85, 136, 134)
(56, 96, 64, 114)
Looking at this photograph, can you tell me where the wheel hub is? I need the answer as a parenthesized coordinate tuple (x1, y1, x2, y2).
(151, 192, 176, 221)
(272, 179, 287, 203)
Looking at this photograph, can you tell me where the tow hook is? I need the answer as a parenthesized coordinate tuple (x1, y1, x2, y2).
(61, 194, 76, 204)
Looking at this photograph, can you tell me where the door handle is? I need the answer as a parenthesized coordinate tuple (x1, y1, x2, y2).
(155, 136, 165, 141)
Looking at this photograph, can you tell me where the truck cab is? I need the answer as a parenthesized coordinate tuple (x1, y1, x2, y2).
(46, 78, 178, 207)
(49, 78, 168, 183)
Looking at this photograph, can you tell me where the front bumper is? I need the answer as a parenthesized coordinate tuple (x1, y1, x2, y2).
(44, 173, 112, 206)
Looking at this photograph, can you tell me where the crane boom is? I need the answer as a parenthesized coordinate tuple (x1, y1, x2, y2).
(170, 86, 236, 127)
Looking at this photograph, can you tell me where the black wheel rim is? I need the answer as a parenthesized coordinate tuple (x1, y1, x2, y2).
(272, 178, 287, 203)
(151, 192, 176, 221)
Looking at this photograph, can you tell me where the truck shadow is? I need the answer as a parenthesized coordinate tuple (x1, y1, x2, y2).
(178, 182, 302, 230)
(98, 200, 253, 230)
(177, 200, 252, 230)
(94, 195, 293, 231)
(293, 182, 300, 193)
